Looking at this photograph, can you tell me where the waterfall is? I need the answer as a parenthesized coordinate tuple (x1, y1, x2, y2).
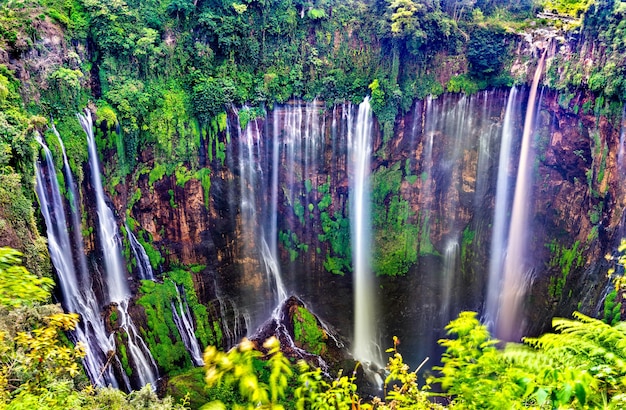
(349, 97, 382, 369)
(78, 110, 159, 388)
(35, 133, 127, 390)
(496, 49, 548, 341)
(485, 87, 519, 328)
(171, 284, 204, 366)
(441, 241, 459, 322)
(50, 122, 90, 282)
(125, 224, 155, 281)
(419, 96, 437, 256)
(214, 279, 250, 348)
(475, 91, 499, 207)
(236, 111, 287, 332)
(79, 110, 129, 303)
(117, 299, 160, 385)
(618, 106, 626, 171)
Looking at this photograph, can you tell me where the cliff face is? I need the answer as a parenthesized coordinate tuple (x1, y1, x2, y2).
(3, 0, 625, 378)
(94, 84, 623, 368)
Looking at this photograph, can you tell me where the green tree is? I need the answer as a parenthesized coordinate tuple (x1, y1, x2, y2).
(0, 248, 85, 406)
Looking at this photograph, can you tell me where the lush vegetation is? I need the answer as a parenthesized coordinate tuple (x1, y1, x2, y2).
(0, 247, 187, 409)
(371, 163, 419, 276)
(2, 0, 626, 407)
(200, 310, 626, 409)
(137, 268, 223, 373)
(8, 239, 626, 409)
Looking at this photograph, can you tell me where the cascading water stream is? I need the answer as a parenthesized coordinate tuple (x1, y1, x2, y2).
(50, 122, 90, 282)
(475, 90, 499, 207)
(236, 111, 287, 333)
(441, 241, 459, 322)
(125, 224, 155, 281)
(618, 106, 626, 171)
(80, 110, 128, 303)
(171, 284, 204, 366)
(349, 97, 383, 370)
(79, 110, 159, 388)
(485, 87, 519, 328)
(213, 278, 250, 348)
(496, 47, 549, 341)
(34, 134, 127, 390)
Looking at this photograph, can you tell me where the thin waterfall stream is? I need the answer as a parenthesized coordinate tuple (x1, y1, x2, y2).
(171, 284, 205, 366)
(79, 110, 159, 388)
(125, 223, 155, 281)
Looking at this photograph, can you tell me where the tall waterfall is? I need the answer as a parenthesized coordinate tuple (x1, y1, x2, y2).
(236, 111, 287, 332)
(485, 87, 519, 328)
(349, 97, 382, 368)
(497, 49, 548, 341)
(35, 133, 127, 389)
(80, 110, 129, 303)
(78, 110, 159, 388)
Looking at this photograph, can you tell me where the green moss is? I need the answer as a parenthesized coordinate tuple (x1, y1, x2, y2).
(446, 74, 482, 94)
(128, 188, 142, 211)
(117, 336, 132, 376)
(547, 240, 585, 299)
(95, 100, 118, 128)
(293, 199, 305, 225)
(168, 189, 177, 209)
(238, 106, 265, 130)
(207, 114, 228, 166)
(137, 266, 223, 374)
(279, 230, 310, 262)
(195, 168, 211, 210)
(304, 179, 313, 194)
(292, 306, 326, 356)
(371, 163, 418, 276)
(175, 165, 193, 187)
(137, 278, 190, 373)
(418, 211, 438, 256)
(461, 226, 476, 266)
(603, 289, 621, 326)
(168, 268, 217, 348)
(166, 368, 214, 409)
(148, 163, 167, 187)
(318, 211, 351, 276)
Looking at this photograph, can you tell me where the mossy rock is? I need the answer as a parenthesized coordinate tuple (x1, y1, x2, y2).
(165, 367, 210, 409)
(291, 305, 327, 356)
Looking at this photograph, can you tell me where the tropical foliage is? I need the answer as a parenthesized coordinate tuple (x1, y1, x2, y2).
(201, 310, 626, 409)
(0, 247, 187, 409)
